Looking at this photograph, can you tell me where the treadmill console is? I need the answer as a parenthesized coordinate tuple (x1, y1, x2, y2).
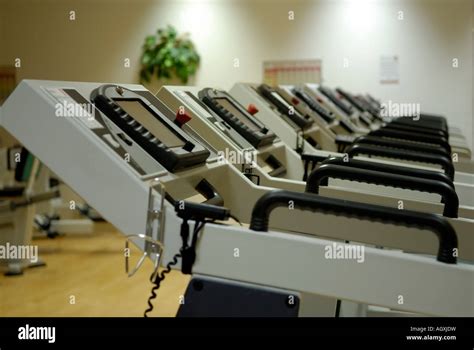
(91, 84, 210, 172)
(335, 88, 365, 113)
(175, 90, 254, 151)
(354, 95, 381, 120)
(292, 88, 335, 124)
(318, 86, 353, 116)
(199, 88, 276, 148)
(257, 84, 313, 130)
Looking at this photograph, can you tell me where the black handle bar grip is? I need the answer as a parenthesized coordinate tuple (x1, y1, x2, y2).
(345, 144, 455, 181)
(319, 157, 455, 189)
(370, 128, 451, 153)
(301, 153, 330, 181)
(249, 190, 457, 264)
(355, 135, 450, 158)
(383, 124, 448, 139)
(390, 117, 448, 134)
(301, 153, 330, 164)
(195, 179, 224, 207)
(305, 164, 459, 218)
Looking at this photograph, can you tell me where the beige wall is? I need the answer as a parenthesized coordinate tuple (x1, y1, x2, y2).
(1, 0, 472, 149)
(472, 0, 474, 149)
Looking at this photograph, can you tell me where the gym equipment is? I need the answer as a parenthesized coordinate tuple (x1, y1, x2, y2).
(0, 147, 59, 274)
(307, 85, 473, 172)
(231, 83, 473, 178)
(2, 80, 473, 317)
(305, 84, 474, 184)
(230, 82, 474, 199)
(183, 84, 474, 213)
(336, 86, 472, 158)
(157, 85, 474, 260)
(33, 166, 97, 237)
(157, 86, 307, 187)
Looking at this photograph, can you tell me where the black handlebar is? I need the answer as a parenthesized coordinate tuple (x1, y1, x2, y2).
(249, 190, 457, 264)
(355, 135, 450, 158)
(319, 157, 454, 189)
(195, 179, 224, 206)
(390, 117, 448, 134)
(301, 153, 330, 181)
(370, 128, 451, 153)
(345, 144, 455, 180)
(383, 124, 448, 140)
(305, 164, 459, 218)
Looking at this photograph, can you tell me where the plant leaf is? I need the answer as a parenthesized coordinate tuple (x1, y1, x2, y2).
(140, 25, 200, 84)
(144, 35, 156, 49)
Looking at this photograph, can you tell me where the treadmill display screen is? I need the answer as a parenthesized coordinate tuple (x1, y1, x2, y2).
(256, 84, 313, 130)
(271, 92, 296, 112)
(214, 98, 261, 131)
(115, 99, 185, 148)
(199, 87, 276, 148)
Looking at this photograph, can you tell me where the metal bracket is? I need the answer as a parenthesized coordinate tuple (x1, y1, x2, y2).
(125, 178, 166, 279)
(296, 129, 305, 154)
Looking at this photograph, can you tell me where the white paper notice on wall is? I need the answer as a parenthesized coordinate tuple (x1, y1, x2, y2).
(380, 55, 399, 84)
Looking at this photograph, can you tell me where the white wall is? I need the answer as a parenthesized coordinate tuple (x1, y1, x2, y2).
(1, 0, 472, 149)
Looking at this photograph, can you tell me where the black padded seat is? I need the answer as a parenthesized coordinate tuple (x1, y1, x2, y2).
(0, 186, 25, 198)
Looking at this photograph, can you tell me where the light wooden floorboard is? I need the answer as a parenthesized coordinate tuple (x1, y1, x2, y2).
(0, 224, 189, 317)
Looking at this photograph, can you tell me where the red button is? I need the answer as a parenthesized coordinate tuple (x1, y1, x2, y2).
(291, 97, 300, 105)
(247, 104, 259, 115)
(175, 109, 192, 127)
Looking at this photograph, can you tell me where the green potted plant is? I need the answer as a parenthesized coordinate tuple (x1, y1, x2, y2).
(139, 25, 200, 87)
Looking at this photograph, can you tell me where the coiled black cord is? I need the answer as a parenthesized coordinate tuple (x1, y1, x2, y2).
(143, 219, 214, 317)
(144, 251, 182, 317)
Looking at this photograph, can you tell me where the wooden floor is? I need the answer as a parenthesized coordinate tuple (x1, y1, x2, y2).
(0, 223, 189, 317)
